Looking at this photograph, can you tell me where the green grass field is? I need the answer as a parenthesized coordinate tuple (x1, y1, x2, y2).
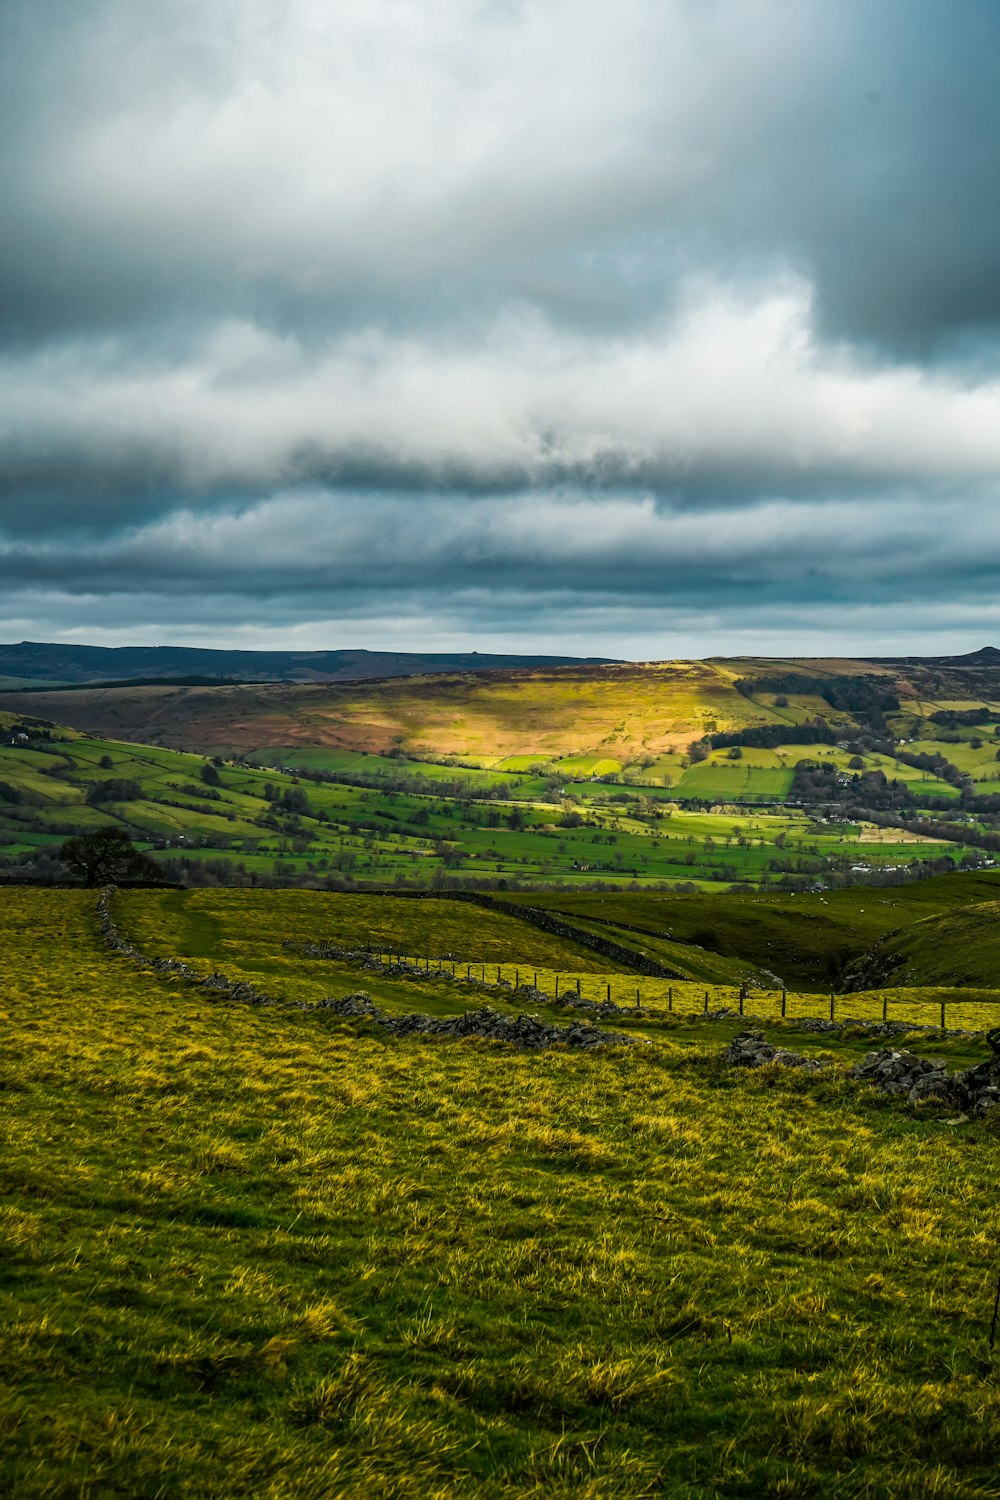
(2, 718, 972, 891)
(6, 672, 1000, 898)
(501, 871, 1000, 987)
(3, 884, 1000, 1497)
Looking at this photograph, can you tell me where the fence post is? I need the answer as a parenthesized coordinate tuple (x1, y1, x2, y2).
(940, 999, 946, 1029)
(636, 987, 641, 1009)
(576, 978, 581, 996)
(515, 969, 519, 988)
(497, 966, 501, 984)
(533, 972, 538, 989)
(781, 988, 787, 1018)
(606, 983, 611, 1003)
(882, 995, 888, 1022)
(829, 992, 835, 1021)
(668, 985, 673, 1011)
(555, 974, 560, 999)
(739, 987, 744, 1017)
(704, 990, 709, 1014)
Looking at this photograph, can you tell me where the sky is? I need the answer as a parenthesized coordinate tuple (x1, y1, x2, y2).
(3, 0, 1000, 659)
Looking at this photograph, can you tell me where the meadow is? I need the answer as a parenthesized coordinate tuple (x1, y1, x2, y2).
(3, 884, 1000, 1497)
(110, 886, 1000, 1035)
(0, 714, 975, 892)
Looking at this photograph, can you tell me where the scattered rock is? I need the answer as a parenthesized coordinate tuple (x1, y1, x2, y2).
(850, 1048, 950, 1104)
(721, 1029, 826, 1071)
(317, 996, 639, 1050)
(952, 1053, 1000, 1118)
(850, 1031, 1000, 1116)
(316, 991, 379, 1017)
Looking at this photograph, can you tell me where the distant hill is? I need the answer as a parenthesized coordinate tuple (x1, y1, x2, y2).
(4, 650, 1000, 765)
(873, 645, 1000, 668)
(0, 641, 619, 688)
(0, 661, 748, 756)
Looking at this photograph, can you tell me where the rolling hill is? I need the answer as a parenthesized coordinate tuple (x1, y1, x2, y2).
(4, 651, 1000, 776)
(7, 649, 1000, 898)
(0, 656, 895, 759)
(842, 898, 1000, 991)
(0, 640, 616, 687)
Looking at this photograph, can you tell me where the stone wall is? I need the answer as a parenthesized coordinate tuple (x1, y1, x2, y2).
(95, 887, 638, 1049)
(387, 888, 688, 978)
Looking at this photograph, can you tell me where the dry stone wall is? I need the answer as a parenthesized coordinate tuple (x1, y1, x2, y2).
(390, 889, 689, 978)
(719, 1022, 1000, 1117)
(96, 887, 637, 1049)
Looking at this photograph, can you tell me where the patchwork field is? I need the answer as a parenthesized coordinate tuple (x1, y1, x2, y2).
(0, 716, 968, 890)
(7, 651, 1000, 894)
(2, 883, 1000, 1497)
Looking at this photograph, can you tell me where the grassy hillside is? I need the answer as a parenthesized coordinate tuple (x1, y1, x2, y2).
(103, 883, 1000, 1022)
(504, 872, 1000, 987)
(844, 899, 1000, 991)
(120, 887, 626, 973)
(0, 661, 770, 758)
(8, 654, 1000, 800)
(3, 885, 1000, 1497)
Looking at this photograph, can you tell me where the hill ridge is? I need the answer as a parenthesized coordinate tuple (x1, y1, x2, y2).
(0, 640, 620, 687)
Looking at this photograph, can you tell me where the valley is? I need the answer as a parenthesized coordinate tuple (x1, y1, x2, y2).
(4, 651, 1000, 894)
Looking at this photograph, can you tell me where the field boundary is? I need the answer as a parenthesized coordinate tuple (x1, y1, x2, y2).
(95, 887, 647, 1047)
(382, 889, 689, 978)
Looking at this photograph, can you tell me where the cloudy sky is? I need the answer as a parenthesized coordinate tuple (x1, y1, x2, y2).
(3, 0, 1000, 658)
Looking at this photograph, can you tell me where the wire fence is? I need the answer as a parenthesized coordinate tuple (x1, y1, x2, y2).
(360, 951, 1000, 1031)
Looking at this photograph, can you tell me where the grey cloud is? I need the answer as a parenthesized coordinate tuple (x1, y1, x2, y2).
(2, 0, 1000, 653)
(2, 488, 998, 609)
(3, 1, 999, 354)
(4, 289, 1000, 532)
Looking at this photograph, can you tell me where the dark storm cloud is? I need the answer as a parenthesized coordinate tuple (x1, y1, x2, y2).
(2, 0, 1000, 652)
(3, 0, 998, 353)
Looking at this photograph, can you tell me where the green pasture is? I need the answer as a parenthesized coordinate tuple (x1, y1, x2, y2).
(673, 761, 796, 800)
(493, 754, 554, 772)
(117, 888, 622, 972)
(3, 887, 1000, 1496)
(553, 754, 622, 776)
(258, 746, 519, 790)
(906, 735, 1000, 784)
(623, 750, 686, 785)
(110, 888, 1000, 1035)
(503, 870, 1000, 988)
(0, 727, 981, 890)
